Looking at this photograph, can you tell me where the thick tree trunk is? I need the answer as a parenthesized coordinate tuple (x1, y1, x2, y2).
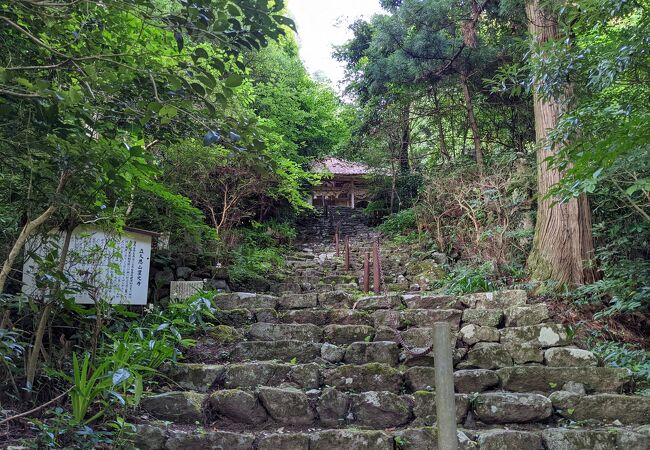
(460, 72, 483, 173)
(525, 0, 597, 285)
(432, 90, 451, 160)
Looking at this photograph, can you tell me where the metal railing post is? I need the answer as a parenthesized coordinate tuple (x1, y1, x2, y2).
(433, 322, 458, 450)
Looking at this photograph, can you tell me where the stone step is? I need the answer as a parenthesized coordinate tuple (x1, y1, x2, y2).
(139, 387, 650, 432)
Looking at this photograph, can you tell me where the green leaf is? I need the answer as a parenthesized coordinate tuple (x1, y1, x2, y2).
(224, 74, 244, 88)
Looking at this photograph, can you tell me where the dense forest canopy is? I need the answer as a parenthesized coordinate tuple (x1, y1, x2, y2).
(0, 0, 648, 446)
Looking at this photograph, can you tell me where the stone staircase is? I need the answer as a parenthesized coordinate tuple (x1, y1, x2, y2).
(132, 212, 650, 450)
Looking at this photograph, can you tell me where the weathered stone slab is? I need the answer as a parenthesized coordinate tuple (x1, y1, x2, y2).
(373, 309, 462, 330)
(454, 369, 500, 393)
(317, 387, 350, 427)
(230, 340, 321, 363)
(404, 367, 435, 392)
(462, 290, 527, 309)
(140, 392, 206, 423)
(459, 343, 513, 369)
(247, 322, 323, 342)
(504, 342, 544, 364)
(209, 389, 267, 424)
(403, 294, 460, 310)
(318, 290, 355, 307)
(351, 391, 413, 428)
(477, 429, 542, 450)
(257, 433, 309, 450)
(504, 304, 549, 327)
(220, 362, 291, 389)
(165, 430, 254, 450)
(461, 309, 503, 327)
(552, 393, 650, 424)
(323, 363, 403, 393)
(310, 430, 394, 450)
(500, 324, 571, 348)
(459, 324, 499, 346)
(324, 324, 374, 345)
(474, 392, 552, 423)
(213, 292, 278, 310)
(412, 391, 470, 425)
(497, 366, 630, 393)
(344, 341, 400, 365)
(278, 293, 318, 309)
(544, 347, 598, 367)
(541, 429, 616, 450)
(258, 387, 315, 425)
(354, 294, 403, 310)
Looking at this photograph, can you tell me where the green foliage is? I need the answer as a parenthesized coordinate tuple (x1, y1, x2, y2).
(590, 341, 650, 394)
(377, 209, 417, 235)
(442, 261, 498, 295)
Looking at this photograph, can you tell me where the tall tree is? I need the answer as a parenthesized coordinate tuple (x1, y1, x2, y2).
(525, 0, 597, 285)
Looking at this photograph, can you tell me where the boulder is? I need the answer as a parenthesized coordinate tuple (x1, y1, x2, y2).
(207, 325, 242, 343)
(461, 309, 503, 327)
(373, 309, 462, 330)
(140, 392, 205, 423)
(553, 393, 650, 424)
(133, 424, 166, 450)
(289, 362, 321, 389)
(459, 324, 500, 346)
(504, 342, 544, 364)
(404, 367, 435, 392)
(541, 429, 616, 450)
(504, 304, 549, 327)
(165, 363, 224, 392)
(544, 347, 598, 367)
(258, 387, 315, 425)
(477, 429, 541, 450)
(321, 343, 345, 363)
(209, 389, 267, 425)
(231, 340, 321, 363)
(351, 391, 413, 428)
(319, 290, 355, 308)
(323, 363, 403, 393)
(462, 290, 527, 309)
(392, 428, 478, 450)
(454, 369, 500, 393)
(344, 341, 400, 366)
(213, 308, 254, 327)
(354, 294, 403, 310)
(403, 294, 459, 310)
(278, 293, 318, 309)
(213, 292, 277, 310)
(324, 324, 375, 345)
(473, 392, 552, 423)
(221, 362, 291, 389)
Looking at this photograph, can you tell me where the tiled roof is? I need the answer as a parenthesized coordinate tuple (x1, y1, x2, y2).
(311, 157, 370, 175)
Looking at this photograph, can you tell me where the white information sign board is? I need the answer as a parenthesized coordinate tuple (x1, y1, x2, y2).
(22, 226, 152, 305)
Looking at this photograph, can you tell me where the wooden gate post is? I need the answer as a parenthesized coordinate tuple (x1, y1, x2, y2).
(335, 226, 340, 257)
(372, 239, 381, 294)
(344, 236, 350, 271)
(433, 322, 458, 450)
(363, 252, 370, 293)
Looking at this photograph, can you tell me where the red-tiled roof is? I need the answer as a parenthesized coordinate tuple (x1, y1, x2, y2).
(311, 157, 370, 175)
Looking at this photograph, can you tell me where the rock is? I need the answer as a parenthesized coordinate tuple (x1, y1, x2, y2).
(289, 362, 321, 389)
(541, 429, 616, 450)
(553, 393, 650, 424)
(278, 293, 318, 309)
(165, 363, 224, 392)
(176, 266, 193, 279)
(329, 309, 375, 326)
(454, 369, 500, 393)
(205, 278, 229, 291)
(351, 391, 413, 428)
(473, 392, 552, 423)
(258, 387, 315, 425)
(321, 343, 345, 363)
(504, 304, 549, 327)
(355, 294, 403, 310)
(213, 308, 254, 327)
(393, 428, 478, 450)
(504, 342, 544, 364)
(155, 268, 174, 286)
(133, 424, 166, 450)
(231, 340, 321, 363)
(500, 324, 571, 348)
(461, 309, 503, 327)
(459, 343, 513, 369)
(477, 429, 542, 450)
(404, 367, 435, 392)
(548, 390, 581, 411)
(209, 389, 267, 424)
(497, 366, 630, 393)
(616, 430, 650, 450)
(324, 324, 374, 345)
(247, 323, 323, 342)
(462, 290, 527, 309)
(459, 324, 500, 346)
(344, 341, 400, 365)
(373, 309, 462, 330)
(207, 325, 242, 343)
(412, 391, 470, 425)
(310, 430, 394, 450)
(563, 381, 586, 395)
(317, 387, 350, 426)
(319, 290, 354, 307)
(221, 362, 291, 389)
(257, 433, 309, 450)
(544, 347, 598, 367)
(324, 363, 403, 393)
(140, 392, 205, 423)
(165, 430, 254, 450)
(213, 292, 278, 310)
(403, 294, 459, 310)
(254, 308, 278, 323)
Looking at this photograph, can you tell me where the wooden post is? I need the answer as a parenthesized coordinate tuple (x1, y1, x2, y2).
(363, 252, 370, 293)
(372, 239, 381, 294)
(344, 236, 350, 271)
(433, 322, 458, 450)
(335, 225, 340, 257)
